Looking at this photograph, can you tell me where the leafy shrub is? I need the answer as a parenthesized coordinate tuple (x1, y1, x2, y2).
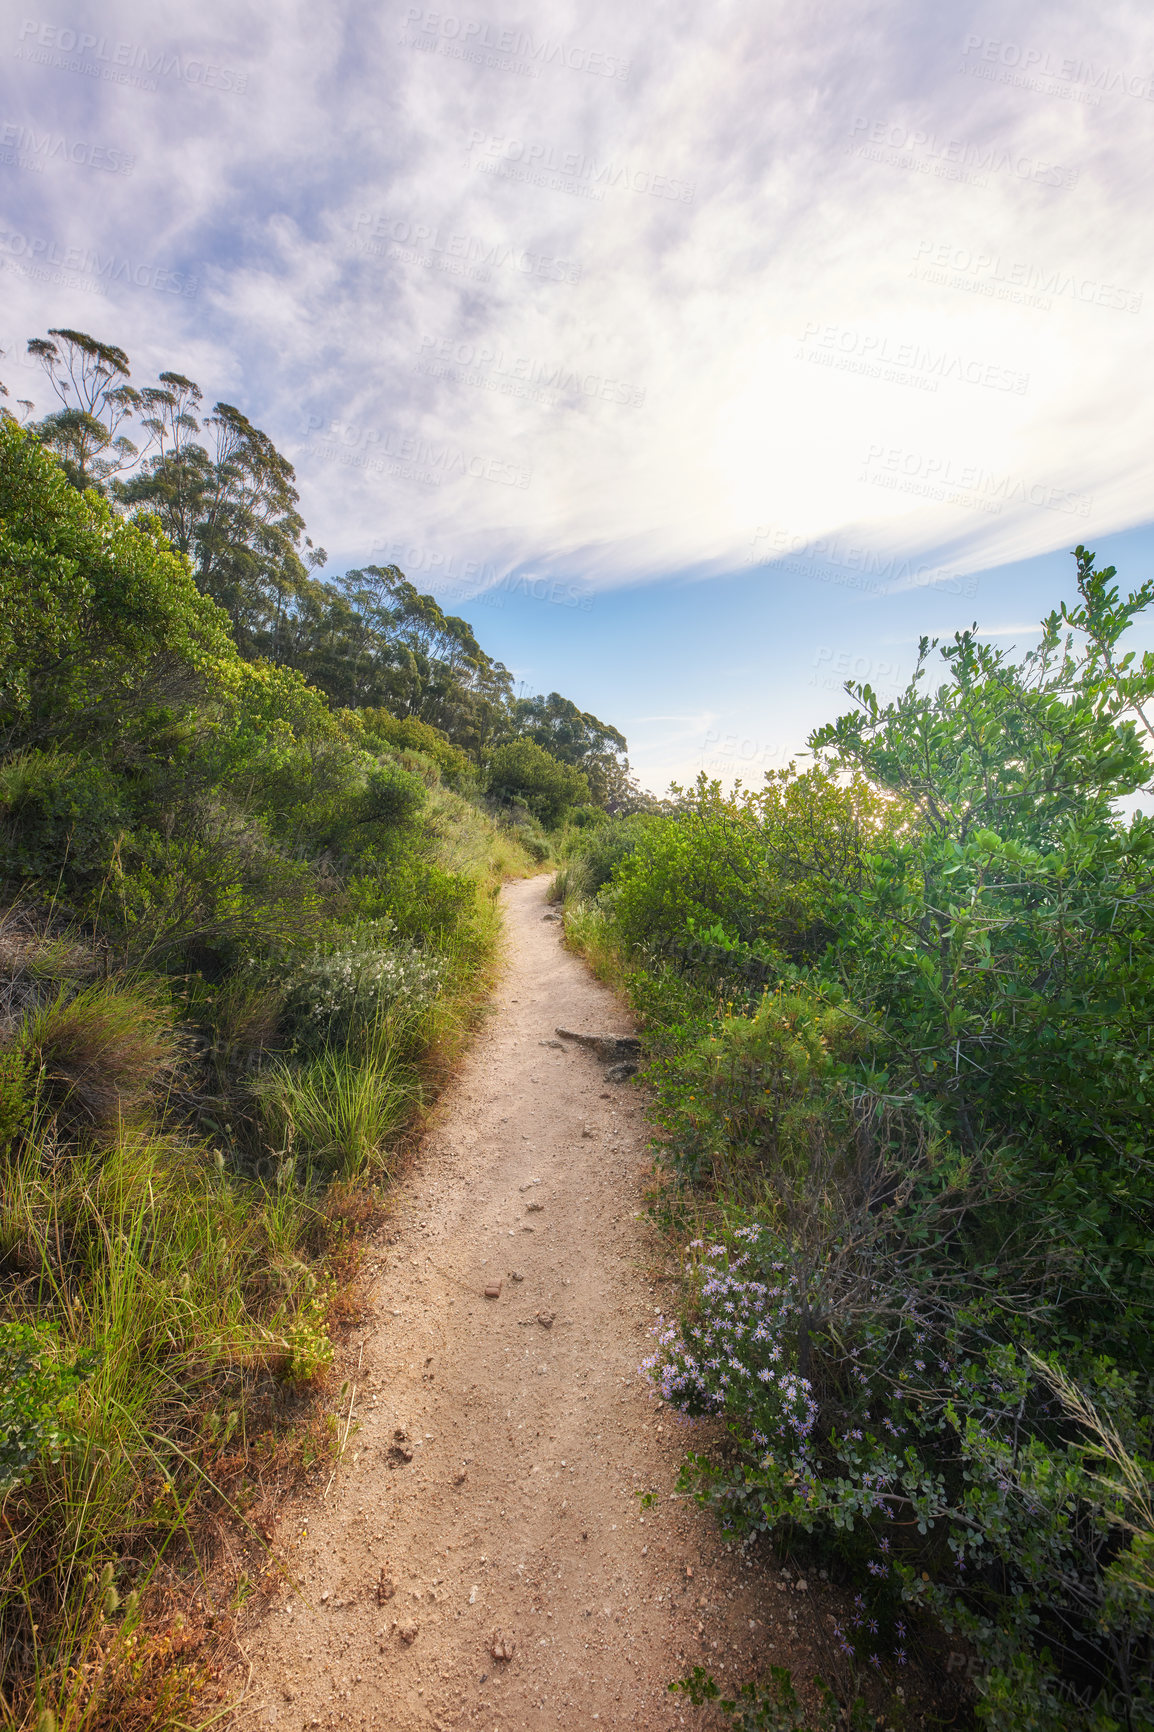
(0, 418, 235, 754)
(672, 1664, 862, 1731)
(486, 738, 589, 826)
(105, 810, 325, 969)
(349, 855, 480, 946)
(580, 814, 649, 891)
(646, 1229, 820, 1443)
(352, 709, 472, 788)
(0, 748, 126, 880)
(0, 1322, 94, 1493)
(655, 1225, 1154, 1726)
(606, 787, 769, 951)
(596, 553, 1154, 1729)
(348, 760, 427, 833)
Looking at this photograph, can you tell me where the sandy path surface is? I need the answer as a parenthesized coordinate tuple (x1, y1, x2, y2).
(238, 877, 827, 1730)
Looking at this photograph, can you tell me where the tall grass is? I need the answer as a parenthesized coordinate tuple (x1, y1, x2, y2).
(253, 1042, 416, 1181)
(20, 983, 180, 1130)
(0, 802, 523, 1728)
(559, 900, 626, 987)
(546, 858, 592, 907)
(0, 1119, 325, 1730)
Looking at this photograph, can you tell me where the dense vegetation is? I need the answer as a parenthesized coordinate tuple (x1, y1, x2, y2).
(2, 327, 641, 809)
(0, 350, 629, 1730)
(557, 552, 1154, 1731)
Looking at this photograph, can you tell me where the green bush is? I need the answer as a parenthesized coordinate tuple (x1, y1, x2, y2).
(486, 738, 589, 826)
(347, 854, 479, 946)
(351, 709, 473, 787)
(671, 1663, 860, 1731)
(0, 418, 235, 754)
(576, 813, 648, 894)
(278, 923, 448, 1053)
(595, 551, 1154, 1729)
(0, 1322, 94, 1494)
(564, 803, 604, 829)
(0, 748, 126, 881)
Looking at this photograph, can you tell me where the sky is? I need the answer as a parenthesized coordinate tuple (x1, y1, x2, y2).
(2, 0, 1153, 792)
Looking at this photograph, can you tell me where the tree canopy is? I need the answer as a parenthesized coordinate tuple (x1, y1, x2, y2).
(2, 328, 632, 803)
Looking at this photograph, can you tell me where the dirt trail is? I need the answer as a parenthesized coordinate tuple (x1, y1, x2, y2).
(238, 877, 829, 1729)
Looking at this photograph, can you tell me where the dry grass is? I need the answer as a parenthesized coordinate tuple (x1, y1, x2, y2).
(20, 983, 181, 1131)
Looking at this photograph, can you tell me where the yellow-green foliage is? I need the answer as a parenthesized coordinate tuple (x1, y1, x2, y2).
(253, 1044, 416, 1181)
(342, 708, 472, 787)
(689, 990, 872, 1187)
(0, 1121, 325, 1726)
(424, 782, 538, 885)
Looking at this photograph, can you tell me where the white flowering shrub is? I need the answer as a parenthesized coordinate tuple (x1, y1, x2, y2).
(282, 921, 448, 1050)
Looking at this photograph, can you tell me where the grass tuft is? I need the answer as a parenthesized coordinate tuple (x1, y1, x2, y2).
(20, 983, 180, 1133)
(253, 1044, 417, 1182)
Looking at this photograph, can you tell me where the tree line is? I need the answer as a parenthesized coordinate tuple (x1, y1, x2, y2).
(1, 327, 641, 812)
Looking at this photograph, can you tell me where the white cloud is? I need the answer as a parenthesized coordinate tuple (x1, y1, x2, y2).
(2, 0, 1152, 604)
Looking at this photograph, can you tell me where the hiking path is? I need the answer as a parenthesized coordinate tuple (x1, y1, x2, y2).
(236, 876, 832, 1730)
